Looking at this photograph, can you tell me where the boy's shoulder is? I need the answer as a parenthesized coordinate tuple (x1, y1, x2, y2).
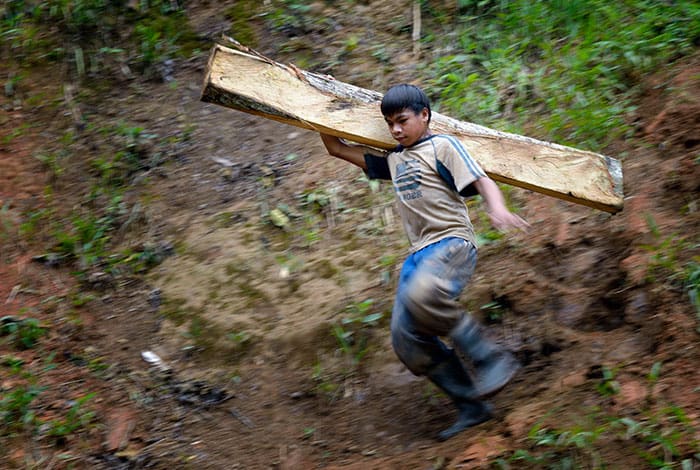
(404, 134, 455, 150)
(430, 133, 462, 143)
(428, 134, 467, 152)
(389, 135, 465, 155)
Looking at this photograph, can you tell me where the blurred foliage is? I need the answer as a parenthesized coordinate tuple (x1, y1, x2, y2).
(1, 0, 200, 80)
(423, 0, 700, 148)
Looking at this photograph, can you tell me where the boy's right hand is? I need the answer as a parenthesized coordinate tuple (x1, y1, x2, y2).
(487, 206, 530, 233)
(320, 133, 368, 169)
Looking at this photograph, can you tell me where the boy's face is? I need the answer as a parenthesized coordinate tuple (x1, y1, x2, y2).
(384, 107, 430, 147)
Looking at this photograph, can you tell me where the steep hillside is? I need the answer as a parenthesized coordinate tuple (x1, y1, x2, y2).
(1, 1, 698, 468)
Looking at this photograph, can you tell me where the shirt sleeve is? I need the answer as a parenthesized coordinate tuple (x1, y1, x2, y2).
(364, 153, 391, 180)
(435, 136, 485, 196)
(459, 183, 479, 198)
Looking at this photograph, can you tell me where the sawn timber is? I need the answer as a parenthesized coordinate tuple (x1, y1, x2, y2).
(201, 41, 624, 213)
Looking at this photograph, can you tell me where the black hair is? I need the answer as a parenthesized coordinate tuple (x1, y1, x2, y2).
(380, 84, 431, 123)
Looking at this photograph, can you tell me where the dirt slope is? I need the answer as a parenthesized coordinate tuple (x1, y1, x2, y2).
(1, 3, 698, 469)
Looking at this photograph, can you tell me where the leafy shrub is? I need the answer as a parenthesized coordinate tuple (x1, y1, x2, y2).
(1, 317, 47, 350)
(0, 384, 44, 433)
(44, 392, 96, 441)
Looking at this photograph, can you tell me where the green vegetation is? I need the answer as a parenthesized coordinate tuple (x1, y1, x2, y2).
(21, 120, 178, 280)
(224, 0, 259, 47)
(424, 0, 699, 148)
(595, 365, 621, 397)
(2, 0, 201, 79)
(1, 318, 95, 444)
(332, 298, 385, 367)
(254, 0, 700, 150)
(496, 406, 698, 469)
(1, 317, 47, 350)
(496, 364, 699, 469)
(44, 392, 96, 442)
(684, 260, 700, 321)
(1, 377, 95, 443)
(499, 420, 607, 469)
(306, 299, 388, 403)
(480, 300, 507, 324)
(0, 383, 45, 433)
(311, 361, 340, 401)
(640, 215, 698, 322)
(264, 0, 315, 34)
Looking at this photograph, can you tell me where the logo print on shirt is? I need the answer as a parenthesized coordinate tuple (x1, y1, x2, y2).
(394, 160, 423, 201)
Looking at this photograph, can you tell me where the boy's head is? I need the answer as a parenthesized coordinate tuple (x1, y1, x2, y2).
(380, 84, 432, 147)
(380, 84, 431, 124)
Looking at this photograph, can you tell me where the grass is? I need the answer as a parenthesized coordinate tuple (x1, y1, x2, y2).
(494, 362, 700, 469)
(495, 363, 699, 469)
(1, 380, 96, 444)
(480, 300, 507, 324)
(43, 392, 96, 442)
(422, 0, 699, 148)
(0, 383, 45, 433)
(304, 299, 387, 404)
(310, 361, 340, 402)
(640, 214, 695, 299)
(685, 260, 700, 301)
(224, 0, 260, 47)
(19, 118, 177, 280)
(499, 419, 607, 469)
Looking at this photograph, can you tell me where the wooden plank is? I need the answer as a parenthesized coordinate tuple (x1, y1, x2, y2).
(201, 41, 624, 213)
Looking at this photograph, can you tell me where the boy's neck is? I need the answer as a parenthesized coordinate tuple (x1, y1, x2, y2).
(402, 131, 433, 149)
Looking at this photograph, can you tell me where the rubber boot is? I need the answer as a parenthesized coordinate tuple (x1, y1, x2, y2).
(451, 316, 520, 398)
(437, 399, 493, 441)
(425, 351, 478, 401)
(426, 352, 493, 441)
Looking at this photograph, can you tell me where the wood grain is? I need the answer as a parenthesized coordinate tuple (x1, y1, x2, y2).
(201, 42, 623, 213)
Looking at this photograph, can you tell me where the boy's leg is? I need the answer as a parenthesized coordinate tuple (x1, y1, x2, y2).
(399, 238, 477, 335)
(391, 238, 473, 373)
(391, 292, 492, 441)
(391, 239, 491, 440)
(400, 237, 520, 398)
(449, 316, 520, 398)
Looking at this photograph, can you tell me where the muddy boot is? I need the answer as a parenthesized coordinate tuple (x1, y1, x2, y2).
(426, 351, 478, 401)
(437, 399, 493, 441)
(451, 316, 520, 398)
(426, 352, 492, 441)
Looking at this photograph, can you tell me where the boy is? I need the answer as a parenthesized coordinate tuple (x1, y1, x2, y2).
(319, 84, 529, 441)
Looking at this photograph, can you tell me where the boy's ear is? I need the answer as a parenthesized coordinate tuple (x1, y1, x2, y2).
(420, 107, 430, 122)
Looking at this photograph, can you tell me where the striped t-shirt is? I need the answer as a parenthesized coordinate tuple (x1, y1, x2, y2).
(364, 134, 485, 252)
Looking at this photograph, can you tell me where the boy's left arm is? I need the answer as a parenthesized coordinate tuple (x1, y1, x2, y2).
(473, 176, 530, 232)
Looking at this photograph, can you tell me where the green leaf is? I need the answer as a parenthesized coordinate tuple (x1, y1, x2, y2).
(361, 313, 383, 324)
(268, 208, 289, 228)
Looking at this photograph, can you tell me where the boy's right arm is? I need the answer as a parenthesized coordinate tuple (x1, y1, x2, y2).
(320, 134, 368, 170)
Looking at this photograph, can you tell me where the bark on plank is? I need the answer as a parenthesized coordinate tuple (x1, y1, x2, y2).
(201, 42, 624, 213)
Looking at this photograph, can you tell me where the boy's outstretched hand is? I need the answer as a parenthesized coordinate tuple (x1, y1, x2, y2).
(486, 206, 530, 232)
(473, 176, 530, 232)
